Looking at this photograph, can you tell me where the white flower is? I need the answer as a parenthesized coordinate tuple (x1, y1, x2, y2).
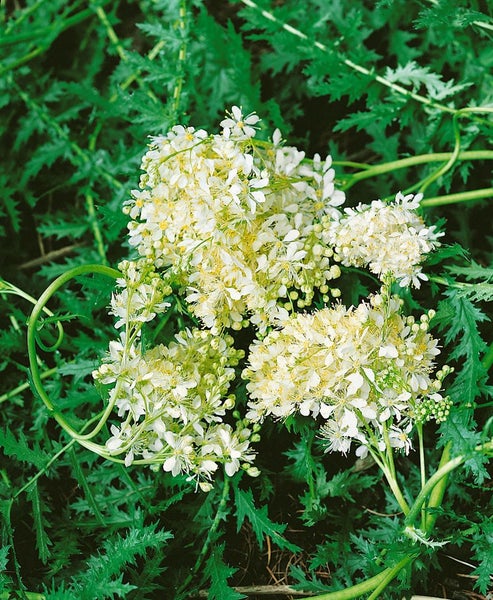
(220, 105, 260, 139)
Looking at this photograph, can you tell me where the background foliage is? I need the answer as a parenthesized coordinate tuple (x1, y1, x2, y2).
(0, 0, 492, 598)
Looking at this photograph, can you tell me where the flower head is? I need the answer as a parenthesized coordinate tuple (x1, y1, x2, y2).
(327, 192, 443, 287)
(243, 289, 444, 456)
(123, 107, 345, 333)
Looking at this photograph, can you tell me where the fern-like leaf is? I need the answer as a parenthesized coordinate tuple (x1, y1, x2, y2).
(68, 523, 173, 600)
(233, 486, 300, 553)
(27, 480, 53, 564)
(205, 543, 245, 600)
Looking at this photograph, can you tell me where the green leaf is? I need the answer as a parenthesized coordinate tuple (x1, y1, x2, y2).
(38, 218, 90, 241)
(69, 523, 173, 600)
(0, 545, 14, 591)
(323, 470, 378, 503)
(27, 480, 52, 564)
(0, 427, 50, 470)
(448, 260, 493, 283)
(333, 103, 397, 133)
(435, 289, 490, 405)
(233, 486, 300, 553)
(58, 359, 100, 385)
(205, 543, 245, 600)
(471, 518, 493, 594)
(385, 60, 470, 101)
(290, 564, 334, 593)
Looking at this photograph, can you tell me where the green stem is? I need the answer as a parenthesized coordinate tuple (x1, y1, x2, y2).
(85, 193, 108, 265)
(418, 113, 462, 195)
(309, 440, 492, 599)
(416, 424, 427, 529)
(0, 594, 45, 600)
(421, 187, 493, 206)
(308, 555, 415, 600)
(171, 0, 188, 119)
(366, 554, 418, 600)
(4, 0, 48, 34)
(404, 440, 493, 529)
(87, 125, 108, 264)
(176, 475, 231, 597)
(378, 424, 410, 515)
(0, 1, 114, 77)
(482, 341, 493, 371)
(342, 151, 493, 190)
(90, 1, 158, 103)
(0, 367, 57, 404)
(423, 442, 451, 533)
(238, 0, 486, 118)
(380, 460, 410, 516)
(0, 0, 93, 46)
(1, 279, 64, 350)
(27, 264, 120, 442)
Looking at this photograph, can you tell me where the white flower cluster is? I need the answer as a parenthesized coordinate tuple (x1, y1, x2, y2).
(93, 107, 448, 486)
(93, 259, 257, 489)
(243, 287, 448, 457)
(124, 107, 345, 333)
(327, 192, 443, 287)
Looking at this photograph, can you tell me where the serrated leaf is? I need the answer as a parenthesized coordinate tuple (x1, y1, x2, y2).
(27, 480, 52, 564)
(0, 544, 14, 591)
(385, 60, 470, 100)
(448, 260, 493, 283)
(233, 486, 300, 553)
(0, 427, 49, 470)
(2, 195, 22, 234)
(58, 359, 99, 385)
(205, 543, 245, 600)
(333, 103, 397, 133)
(70, 524, 173, 600)
(435, 290, 489, 406)
(38, 219, 90, 241)
(290, 564, 333, 593)
(471, 518, 493, 594)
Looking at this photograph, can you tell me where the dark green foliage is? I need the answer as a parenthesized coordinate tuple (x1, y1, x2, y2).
(205, 543, 246, 600)
(233, 485, 301, 553)
(0, 0, 492, 598)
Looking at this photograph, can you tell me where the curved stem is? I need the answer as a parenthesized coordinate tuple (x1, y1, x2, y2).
(1, 279, 64, 350)
(404, 439, 493, 529)
(27, 264, 120, 442)
(423, 442, 451, 533)
(418, 113, 462, 195)
(307, 555, 415, 600)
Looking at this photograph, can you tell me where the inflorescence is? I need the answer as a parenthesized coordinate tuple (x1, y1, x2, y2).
(94, 106, 449, 488)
